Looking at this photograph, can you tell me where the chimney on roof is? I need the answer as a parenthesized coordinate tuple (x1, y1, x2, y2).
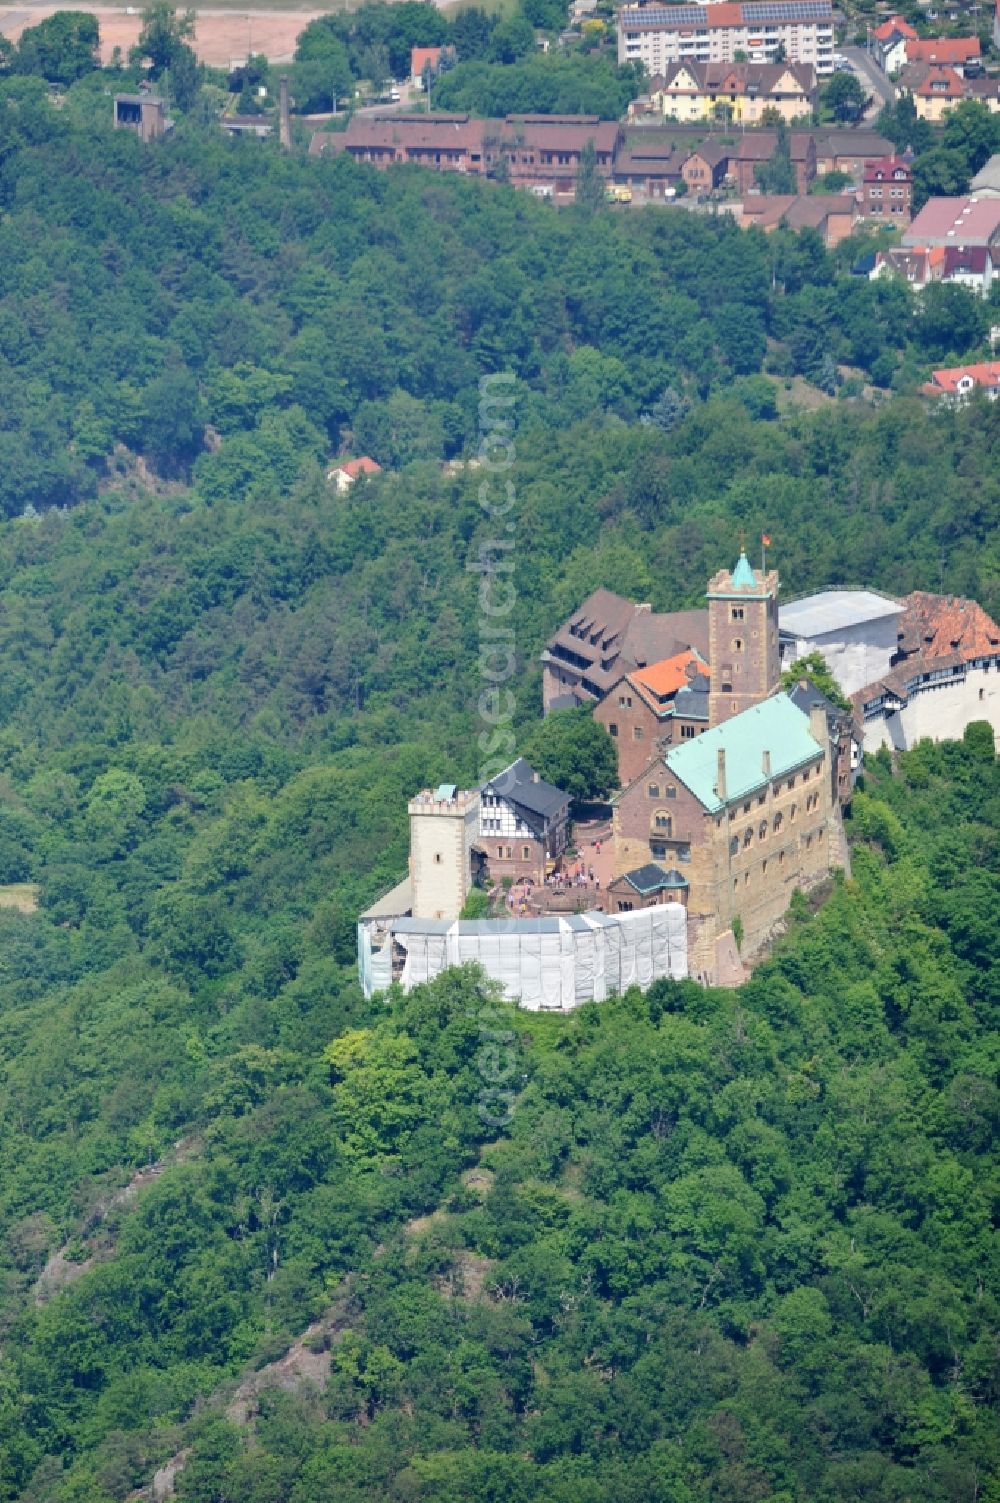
(532, 771, 539, 783)
(279, 75, 291, 151)
(762, 748, 771, 776)
(716, 748, 727, 802)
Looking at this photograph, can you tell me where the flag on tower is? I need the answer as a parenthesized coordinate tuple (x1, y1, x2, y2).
(761, 532, 771, 547)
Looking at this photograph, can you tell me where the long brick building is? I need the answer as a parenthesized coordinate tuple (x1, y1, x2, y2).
(311, 114, 622, 198)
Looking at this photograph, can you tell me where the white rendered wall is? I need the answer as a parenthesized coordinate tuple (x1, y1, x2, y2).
(862, 666, 1000, 753)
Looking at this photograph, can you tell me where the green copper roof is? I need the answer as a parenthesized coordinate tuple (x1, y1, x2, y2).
(665, 693, 823, 814)
(731, 551, 757, 589)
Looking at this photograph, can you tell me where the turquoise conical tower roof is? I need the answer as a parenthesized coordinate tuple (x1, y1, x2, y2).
(731, 551, 756, 589)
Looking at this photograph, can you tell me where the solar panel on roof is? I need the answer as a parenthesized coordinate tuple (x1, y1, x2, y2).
(623, 0, 830, 21)
(743, 1, 832, 16)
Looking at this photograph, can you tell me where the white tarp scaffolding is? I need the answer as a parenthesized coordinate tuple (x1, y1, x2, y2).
(360, 903, 687, 1009)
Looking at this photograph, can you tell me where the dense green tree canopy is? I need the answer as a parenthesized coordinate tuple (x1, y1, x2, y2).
(0, 47, 995, 1503)
(521, 708, 619, 800)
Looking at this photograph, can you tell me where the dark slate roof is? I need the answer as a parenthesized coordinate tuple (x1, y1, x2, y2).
(615, 862, 687, 894)
(548, 691, 585, 711)
(673, 677, 711, 720)
(788, 680, 840, 718)
(483, 759, 569, 825)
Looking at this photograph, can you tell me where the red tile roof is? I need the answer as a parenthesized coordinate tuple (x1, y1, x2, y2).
(898, 591, 1000, 662)
(412, 46, 443, 76)
(632, 649, 704, 703)
(913, 64, 965, 97)
(863, 154, 911, 183)
(926, 360, 1000, 393)
(873, 14, 918, 39)
(907, 36, 981, 64)
(338, 457, 381, 478)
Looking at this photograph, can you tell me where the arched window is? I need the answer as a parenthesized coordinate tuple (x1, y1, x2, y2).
(758, 820, 768, 840)
(654, 812, 672, 834)
(732, 638, 744, 652)
(773, 812, 782, 832)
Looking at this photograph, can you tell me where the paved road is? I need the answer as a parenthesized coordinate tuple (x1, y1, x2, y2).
(842, 43, 895, 111)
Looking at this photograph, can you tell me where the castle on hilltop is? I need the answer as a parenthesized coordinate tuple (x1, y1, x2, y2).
(359, 554, 999, 1004)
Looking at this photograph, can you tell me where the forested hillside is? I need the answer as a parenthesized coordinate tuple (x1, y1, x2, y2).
(0, 67, 997, 1503)
(0, 80, 996, 518)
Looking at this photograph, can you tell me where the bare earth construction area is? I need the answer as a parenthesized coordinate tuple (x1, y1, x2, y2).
(0, 5, 323, 65)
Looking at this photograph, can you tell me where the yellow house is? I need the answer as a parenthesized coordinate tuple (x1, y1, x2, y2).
(650, 59, 817, 124)
(899, 62, 1000, 121)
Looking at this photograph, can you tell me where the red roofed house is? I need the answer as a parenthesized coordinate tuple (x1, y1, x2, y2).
(899, 62, 1000, 120)
(592, 649, 711, 785)
(906, 36, 981, 73)
(862, 155, 912, 223)
(872, 14, 917, 74)
(740, 192, 857, 246)
(921, 361, 1000, 401)
(411, 47, 443, 87)
(328, 456, 382, 492)
(733, 129, 817, 193)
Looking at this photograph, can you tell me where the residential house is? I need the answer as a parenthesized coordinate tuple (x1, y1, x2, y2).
(541, 588, 709, 711)
(873, 241, 995, 294)
(898, 62, 1000, 120)
(872, 14, 918, 74)
(905, 36, 981, 73)
(921, 361, 1000, 400)
(328, 457, 381, 491)
(617, 1, 835, 78)
(411, 46, 451, 87)
(871, 243, 945, 288)
(681, 142, 730, 192)
(732, 130, 817, 193)
(740, 192, 857, 246)
(812, 128, 893, 178)
(478, 759, 570, 883)
(941, 243, 995, 296)
(592, 649, 711, 786)
(650, 59, 816, 124)
(903, 195, 1000, 247)
(612, 692, 837, 977)
(862, 155, 912, 223)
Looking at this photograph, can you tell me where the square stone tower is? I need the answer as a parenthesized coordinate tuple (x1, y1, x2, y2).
(707, 551, 780, 727)
(408, 785, 481, 921)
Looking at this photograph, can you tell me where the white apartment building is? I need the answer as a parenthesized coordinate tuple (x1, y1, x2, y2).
(618, 1, 835, 77)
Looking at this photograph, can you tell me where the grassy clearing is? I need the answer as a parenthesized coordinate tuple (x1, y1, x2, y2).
(0, 883, 39, 913)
